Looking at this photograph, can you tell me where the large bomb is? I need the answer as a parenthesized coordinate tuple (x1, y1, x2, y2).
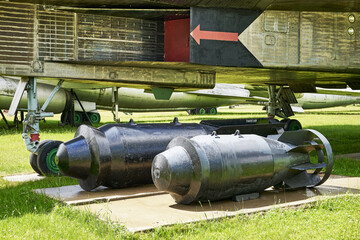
(152, 129, 333, 204)
(55, 118, 286, 191)
(56, 120, 214, 190)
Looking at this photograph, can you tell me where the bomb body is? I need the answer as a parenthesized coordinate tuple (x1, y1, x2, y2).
(56, 118, 286, 191)
(56, 121, 215, 190)
(152, 130, 333, 204)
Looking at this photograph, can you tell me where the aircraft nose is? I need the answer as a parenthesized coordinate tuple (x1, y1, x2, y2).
(56, 136, 92, 180)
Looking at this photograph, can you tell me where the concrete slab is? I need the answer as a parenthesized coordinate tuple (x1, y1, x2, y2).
(35, 185, 165, 205)
(37, 175, 360, 232)
(3, 173, 45, 182)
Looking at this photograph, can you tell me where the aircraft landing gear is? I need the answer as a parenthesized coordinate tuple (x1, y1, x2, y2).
(36, 140, 63, 176)
(282, 119, 302, 131)
(188, 107, 217, 115)
(60, 111, 101, 125)
(29, 140, 51, 175)
(10, 77, 64, 176)
(265, 85, 302, 131)
(29, 140, 63, 176)
(265, 85, 297, 119)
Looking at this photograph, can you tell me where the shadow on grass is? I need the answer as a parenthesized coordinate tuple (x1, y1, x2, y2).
(0, 176, 77, 219)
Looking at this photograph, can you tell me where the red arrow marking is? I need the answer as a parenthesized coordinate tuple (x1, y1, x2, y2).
(190, 24, 239, 45)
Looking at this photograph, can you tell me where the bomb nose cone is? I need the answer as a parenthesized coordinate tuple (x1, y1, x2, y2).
(56, 136, 92, 180)
(152, 146, 193, 195)
(152, 153, 171, 191)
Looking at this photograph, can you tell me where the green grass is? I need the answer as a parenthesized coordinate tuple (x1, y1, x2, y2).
(0, 105, 360, 239)
(140, 195, 360, 240)
(0, 177, 129, 240)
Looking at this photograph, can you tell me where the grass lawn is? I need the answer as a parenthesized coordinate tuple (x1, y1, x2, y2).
(0, 105, 359, 239)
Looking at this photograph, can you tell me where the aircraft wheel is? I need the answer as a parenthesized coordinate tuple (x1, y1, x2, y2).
(283, 119, 302, 131)
(74, 112, 83, 125)
(196, 108, 206, 115)
(209, 107, 217, 115)
(37, 140, 63, 176)
(29, 140, 52, 175)
(89, 112, 101, 124)
(60, 112, 69, 124)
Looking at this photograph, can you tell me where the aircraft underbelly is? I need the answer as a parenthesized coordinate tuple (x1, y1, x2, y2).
(0, 1, 359, 90)
(6, 0, 360, 12)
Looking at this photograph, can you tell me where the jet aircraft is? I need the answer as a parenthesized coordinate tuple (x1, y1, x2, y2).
(0, 0, 359, 174)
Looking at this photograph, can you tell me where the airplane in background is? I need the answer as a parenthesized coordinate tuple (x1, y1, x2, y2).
(1, 76, 359, 126)
(1, 0, 360, 174)
(294, 91, 360, 112)
(0, 76, 265, 125)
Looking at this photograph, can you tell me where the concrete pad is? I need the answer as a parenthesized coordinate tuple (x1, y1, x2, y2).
(37, 175, 360, 232)
(35, 185, 165, 205)
(3, 173, 45, 182)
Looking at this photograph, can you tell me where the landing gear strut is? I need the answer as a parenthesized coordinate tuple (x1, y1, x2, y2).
(265, 85, 301, 131)
(18, 77, 64, 176)
(188, 107, 217, 115)
(265, 85, 297, 119)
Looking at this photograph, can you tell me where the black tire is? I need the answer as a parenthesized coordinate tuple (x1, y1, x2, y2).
(60, 112, 65, 123)
(89, 112, 101, 124)
(37, 140, 63, 176)
(208, 107, 217, 115)
(29, 140, 52, 175)
(196, 108, 206, 115)
(187, 109, 196, 115)
(283, 119, 302, 131)
(74, 112, 83, 125)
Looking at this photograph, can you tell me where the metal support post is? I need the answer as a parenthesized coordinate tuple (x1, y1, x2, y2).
(22, 77, 40, 153)
(22, 77, 56, 153)
(72, 91, 92, 126)
(40, 79, 64, 112)
(112, 87, 120, 123)
(267, 85, 277, 118)
(0, 109, 11, 129)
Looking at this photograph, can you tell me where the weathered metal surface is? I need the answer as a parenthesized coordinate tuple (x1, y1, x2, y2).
(152, 129, 333, 204)
(0, 61, 216, 90)
(0, 2, 218, 90)
(1, 1, 360, 89)
(0, 2, 35, 65)
(0, 2, 163, 64)
(56, 118, 285, 191)
(190, 8, 360, 71)
(239, 11, 360, 70)
(6, 0, 360, 12)
(190, 7, 263, 67)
